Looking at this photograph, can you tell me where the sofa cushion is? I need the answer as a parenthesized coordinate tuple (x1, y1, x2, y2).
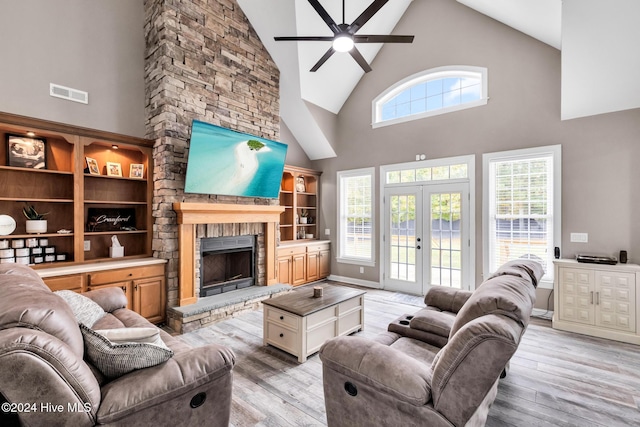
(449, 262, 538, 336)
(94, 327, 165, 346)
(55, 290, 106, 327)
(424, 287, 472, 313)
(80, 324, 173, 379)
(486, 259, 545, 288)
(0, 265, 85, 358)
(409, 309, 455, 338)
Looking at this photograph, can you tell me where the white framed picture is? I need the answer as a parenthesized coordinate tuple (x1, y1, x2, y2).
(106, 162, 122, 177)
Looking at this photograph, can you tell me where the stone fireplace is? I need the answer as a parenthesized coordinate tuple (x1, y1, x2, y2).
(173, 203, 283, 307)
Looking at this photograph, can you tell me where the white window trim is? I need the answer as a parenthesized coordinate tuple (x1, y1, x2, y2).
(372, 65, 488, 129)
(337, 167, 376, 267)
(482, 145, 562, 289)
(380, 155, 476, 289)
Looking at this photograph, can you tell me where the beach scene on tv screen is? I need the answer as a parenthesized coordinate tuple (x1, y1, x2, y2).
(184, 120, 288, 198)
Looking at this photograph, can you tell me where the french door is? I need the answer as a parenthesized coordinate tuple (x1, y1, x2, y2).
(384, 183, 470, 295)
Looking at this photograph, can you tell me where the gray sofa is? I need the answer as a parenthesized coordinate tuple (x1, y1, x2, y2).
(319, 260, 543, 427)
(0, 264, 235, 427)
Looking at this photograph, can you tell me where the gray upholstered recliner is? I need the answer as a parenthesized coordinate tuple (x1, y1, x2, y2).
(0, 264, 235, 427)
(319, 260, 543, 427)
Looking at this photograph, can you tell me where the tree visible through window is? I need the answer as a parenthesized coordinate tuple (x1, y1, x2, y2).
(484, 146, 561, 285)
(338, 168, 374, 265)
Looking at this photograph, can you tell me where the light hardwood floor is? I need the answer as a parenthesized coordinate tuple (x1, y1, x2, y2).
(177, 283, 640, 427)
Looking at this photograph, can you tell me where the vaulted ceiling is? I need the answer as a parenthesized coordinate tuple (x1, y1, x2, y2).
(237, 0, 640, 160)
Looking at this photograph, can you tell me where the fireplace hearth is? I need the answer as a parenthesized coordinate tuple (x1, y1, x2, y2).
(200, 235, 255, 297)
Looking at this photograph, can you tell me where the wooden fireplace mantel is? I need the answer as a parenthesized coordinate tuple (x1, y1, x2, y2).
(173, 203, 285, 306)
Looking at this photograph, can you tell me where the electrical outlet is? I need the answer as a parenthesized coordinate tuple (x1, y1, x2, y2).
(360, 267, 364, 274)
(570, 233, 588, 243)
(325, 228, 330, 236)
(84, 240, 90, 251)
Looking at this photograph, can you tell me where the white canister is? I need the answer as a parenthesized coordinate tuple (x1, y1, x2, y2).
(31, 247, 43, 255)
(0, 240, 9, 249)
(26, 238, 38, 248)
(15, 248, 30, 257)
(44, 254, 56, 262)
(44, 246, 56, 254)
(15, 256, 30, 265)
(0, 248, 14, 258)
(0, 257, 16, 264)
(11, 239, 25, 249)
(39, 238, 49, 247)
(32, 256, 44, 264)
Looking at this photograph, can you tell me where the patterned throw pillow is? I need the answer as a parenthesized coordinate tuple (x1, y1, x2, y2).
(80, 324, 173, 379)
(54, 290, 105, 327)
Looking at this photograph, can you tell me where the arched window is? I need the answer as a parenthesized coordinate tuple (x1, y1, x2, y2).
(372, 66, 488, 128)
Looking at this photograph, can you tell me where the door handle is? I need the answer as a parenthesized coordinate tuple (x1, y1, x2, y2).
(590, 291, 594, 304)
(596, 292, 600, 305)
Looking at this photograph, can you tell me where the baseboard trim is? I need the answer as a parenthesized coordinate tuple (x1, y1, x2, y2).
(327, 275, 382, 289)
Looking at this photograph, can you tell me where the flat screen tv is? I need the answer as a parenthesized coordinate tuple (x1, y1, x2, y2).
(184, 120, 288, 198)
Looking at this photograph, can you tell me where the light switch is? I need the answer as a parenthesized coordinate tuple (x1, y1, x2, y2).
(325, 228, 330, 236)
(570, 233, 588, 243)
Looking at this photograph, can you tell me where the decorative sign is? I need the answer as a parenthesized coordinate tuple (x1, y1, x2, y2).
(86, 208, 136, 232)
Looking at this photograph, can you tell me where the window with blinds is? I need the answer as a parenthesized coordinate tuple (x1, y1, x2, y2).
(337, 168, 374, 265)
(484, 146, 561, 285)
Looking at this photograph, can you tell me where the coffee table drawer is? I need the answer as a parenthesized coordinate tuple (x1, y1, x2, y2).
(266, 323, 299, 355)
(307, 321, 336, 354)
(265, 306, 300, 330)
(307, 306, 337, 330)
(339, 296, 363, 314)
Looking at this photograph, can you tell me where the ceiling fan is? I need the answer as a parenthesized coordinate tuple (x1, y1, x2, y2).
(274, 0, 414, 73)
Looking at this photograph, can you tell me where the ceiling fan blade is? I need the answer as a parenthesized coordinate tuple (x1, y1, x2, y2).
(274, 36, 335, 42)
(310, 47, 336, 72)
(308, 0, 340, 34)
(349, 47, 372, 73)
(347, 0, 389, 34)
(354, 35, 415, 43)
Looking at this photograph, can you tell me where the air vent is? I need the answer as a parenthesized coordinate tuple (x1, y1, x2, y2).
(49, 83, 89, 104)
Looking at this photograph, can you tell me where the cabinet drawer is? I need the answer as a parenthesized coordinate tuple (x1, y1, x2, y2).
(307, 243, 330, 253)
(88, 264, 164, 285)
(339, 296, 363, 314)
(266, 323, 299, 354)
(278, 246, 307, 256)
(43, 274, 83, 292)
(266, 307, 300, 330)
(307, 306, 337, 330)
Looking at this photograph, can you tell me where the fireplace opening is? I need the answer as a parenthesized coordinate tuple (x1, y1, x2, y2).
(200, 236, 255, 297)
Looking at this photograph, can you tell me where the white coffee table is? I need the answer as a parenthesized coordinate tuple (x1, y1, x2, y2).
(262, 284, 365, 362)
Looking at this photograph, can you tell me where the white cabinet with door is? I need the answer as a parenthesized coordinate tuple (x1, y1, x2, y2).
(553, 259, 640, 345)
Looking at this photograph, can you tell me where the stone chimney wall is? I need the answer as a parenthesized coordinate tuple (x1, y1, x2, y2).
(144, 0, 280, 308)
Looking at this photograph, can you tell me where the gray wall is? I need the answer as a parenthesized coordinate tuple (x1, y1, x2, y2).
(281, 121, 313, 169)
(0, 0, 145, 137)
(313, 0, 640, 306)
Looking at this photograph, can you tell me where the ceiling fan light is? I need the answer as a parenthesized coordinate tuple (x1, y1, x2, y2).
(333, 34, 354, 52)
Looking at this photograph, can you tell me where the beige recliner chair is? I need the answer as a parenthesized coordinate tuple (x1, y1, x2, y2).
(319, 260, 543, 427)
(0, 264, 235, 427)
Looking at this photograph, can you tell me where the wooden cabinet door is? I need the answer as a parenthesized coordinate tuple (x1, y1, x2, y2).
(87, 281, 133, 310)
(292, 253, 307, 286)
(278, 256, 292, 285)
(319, 249, 331, 278)
(133, 276, 166, 324)
(307, 252, 319, 282)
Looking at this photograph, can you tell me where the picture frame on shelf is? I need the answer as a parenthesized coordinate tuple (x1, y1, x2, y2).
(129, 163, 144, 179)
(85, 157, 100, 175)
(295, 176, 306, 193)
(106, 162, 122, 177)
(6, 134, 47, 169)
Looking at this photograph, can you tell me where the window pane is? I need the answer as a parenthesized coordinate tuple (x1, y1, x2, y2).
(450, 164, 468, 179)
(426, 95, 443, 111)
(427, 79, 443, 96)
(340, 171, 373, 261)
(443, 89, 461, 108)
(400, 169, 415, 183)
(416, 168, 431, 181)
(488, 154, 554, 281)
(387, 170, 400, 184)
